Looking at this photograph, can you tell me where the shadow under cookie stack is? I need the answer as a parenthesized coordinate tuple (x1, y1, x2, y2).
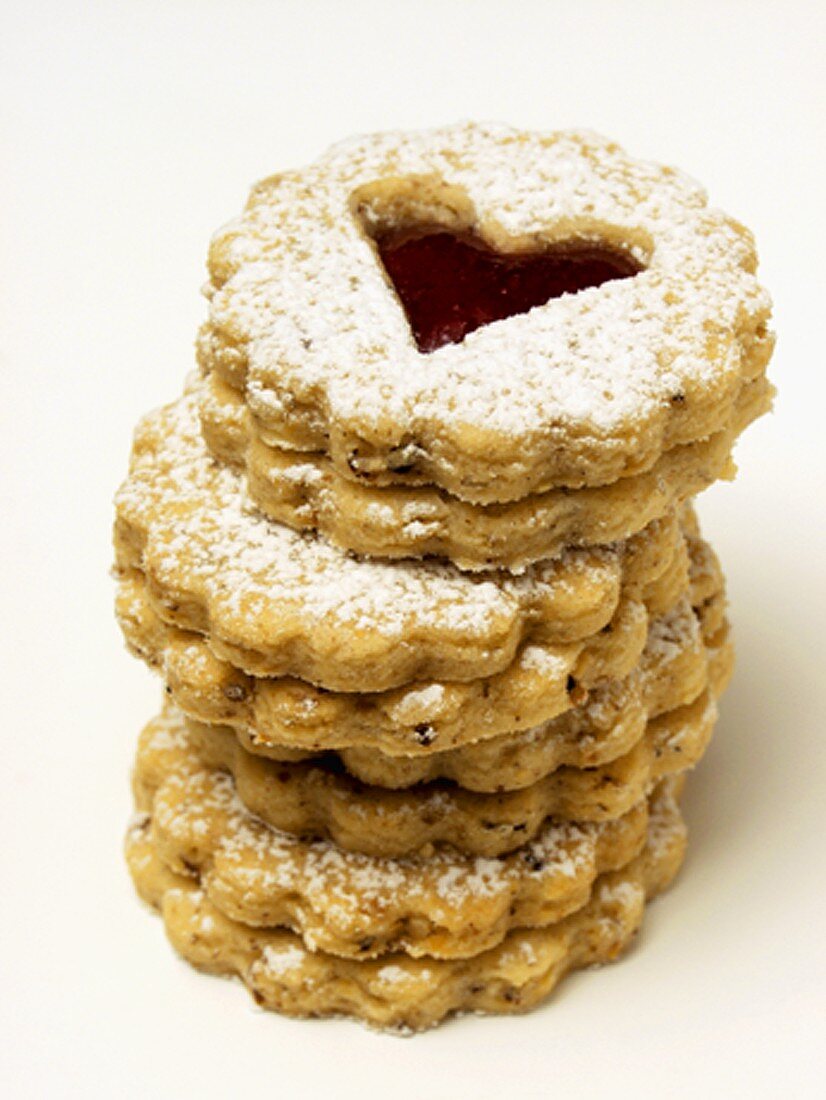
(115, 124, 774, 1032)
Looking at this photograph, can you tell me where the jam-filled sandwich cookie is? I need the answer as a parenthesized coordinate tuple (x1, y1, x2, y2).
(130, 704, 660, 960)
(200, 367, 770, 570)
(169, 671, 719, 859)
(116, 537, 727, 787)
(127, 765, 687, 1032)
(197, 122, 773, 509)
(113, 385, 686, 699)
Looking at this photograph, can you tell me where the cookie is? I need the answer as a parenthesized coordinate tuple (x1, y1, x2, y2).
(181, 676, 720, 857)
(114, 385, 691, 693)
(197, 122, 773, 504)
(126, 776, 686, 1030)
(130, 706, 684, 959)
(200, 364, 771, 569)
(285, 612, 731, 793)
(115, 523, 715, 763)
(117, 571, 697, 768)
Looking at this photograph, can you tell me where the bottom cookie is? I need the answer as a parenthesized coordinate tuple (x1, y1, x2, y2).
(126, 778, 686, 1032)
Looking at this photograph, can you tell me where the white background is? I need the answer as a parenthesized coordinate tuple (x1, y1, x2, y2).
(2, 2, 824, 1097)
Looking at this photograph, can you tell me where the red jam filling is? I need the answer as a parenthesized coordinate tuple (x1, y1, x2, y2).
(375, 230, 642, 353)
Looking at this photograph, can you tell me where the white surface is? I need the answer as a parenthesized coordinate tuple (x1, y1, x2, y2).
(1, 2, 824, 1097)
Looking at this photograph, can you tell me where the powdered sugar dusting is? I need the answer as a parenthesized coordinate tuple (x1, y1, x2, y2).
(376, 964, 411, 986)
(260, 943, 305, 977)
(644, 598, 700, 663)
(519, 645, 571, 675)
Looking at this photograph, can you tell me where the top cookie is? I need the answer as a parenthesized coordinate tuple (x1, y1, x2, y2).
(199, 122, 773, 503)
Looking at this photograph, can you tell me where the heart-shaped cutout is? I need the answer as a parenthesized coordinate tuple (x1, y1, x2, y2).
(375, 229, 643, 353)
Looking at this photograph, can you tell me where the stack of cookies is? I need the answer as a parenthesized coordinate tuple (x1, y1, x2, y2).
(115, 124, 774, 1032)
